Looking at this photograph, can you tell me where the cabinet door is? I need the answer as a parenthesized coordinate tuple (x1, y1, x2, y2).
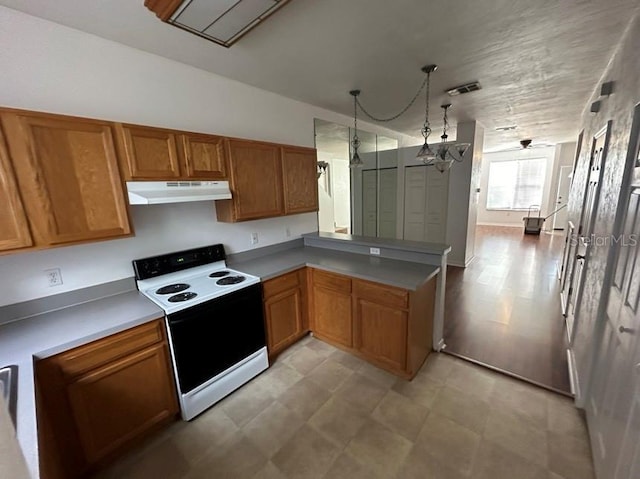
(0, 125, 32, 251)
(312, 285, 352, 348)
(117, 124, 181, 179)
(281, 146, 318, 214)
(354, 297, 408, 373)
(181, 133, 228, 179)
(224, 139, 283, 221)
(264, 288, 304, 355)
(66, 342, 178, 464)
(1, 112, 131, 246)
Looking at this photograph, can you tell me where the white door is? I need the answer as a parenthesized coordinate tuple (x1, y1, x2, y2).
(566, 123, 611, 345)
(425, 167, 449, 243)
(362, 169, 377, 237)
(403, 166, 427, 241)
(403, 166, 448, 243)
(588, 106, 640, 479)
(378, 168, 397, 239)
(553, 165, 572, 230)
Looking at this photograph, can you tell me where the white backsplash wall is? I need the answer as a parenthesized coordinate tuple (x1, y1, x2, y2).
(0, 204, 317, 307)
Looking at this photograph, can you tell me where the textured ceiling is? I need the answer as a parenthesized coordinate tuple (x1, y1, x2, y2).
(2, 0, 638, 150)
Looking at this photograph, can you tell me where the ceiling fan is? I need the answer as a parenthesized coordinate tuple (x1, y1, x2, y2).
(489, 138, 555, 153)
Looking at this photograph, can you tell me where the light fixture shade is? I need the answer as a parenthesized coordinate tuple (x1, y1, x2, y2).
(349, 150, 363, 168)
(435, 159, 454, 173)
(416, 141, 436, 164)
(455, 142, 471, 158)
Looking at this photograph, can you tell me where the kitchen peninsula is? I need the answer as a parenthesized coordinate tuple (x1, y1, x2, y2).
(0, 233, 450, 478)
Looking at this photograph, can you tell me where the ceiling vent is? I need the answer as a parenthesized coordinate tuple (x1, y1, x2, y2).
(144, 0, 291, 48)
(446, 81, 482, 96)
(495, 125, 518, 132)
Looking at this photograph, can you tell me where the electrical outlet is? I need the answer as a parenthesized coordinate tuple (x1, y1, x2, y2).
(45, 268, 63, 287)
(285, 227, 291, 238)
(370, 247, 381, 255)
(250, 232, 259, 245)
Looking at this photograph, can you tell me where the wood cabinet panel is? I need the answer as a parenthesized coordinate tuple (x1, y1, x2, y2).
(1, 111, 131, 246)
(181, 133, 228, 179)
(0, 125, 32, 251)
(57, 320, 164, 378)
(354, 298, 408, 373)
(263, 270, 301, 298)
(353, 279, 408, 309)
(217, 139, 284, 221)
(35, 319, 178, 478)
(312, 269, 352, 292)
(67, 342, 178, 464)
(264, 288, 304, 355)
(117, 124, 181, 179)
(281, 146, 318, 214)
(312, 285, 352, 348)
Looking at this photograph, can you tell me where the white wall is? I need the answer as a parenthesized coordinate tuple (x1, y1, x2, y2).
(0, 7, 413, 306)
(476, 146, 557, 228)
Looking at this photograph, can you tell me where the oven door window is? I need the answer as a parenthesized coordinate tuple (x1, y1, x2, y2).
(167, 283, 265, 394)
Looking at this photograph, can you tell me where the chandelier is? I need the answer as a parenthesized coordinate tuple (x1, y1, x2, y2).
(348, 64, 470, 171)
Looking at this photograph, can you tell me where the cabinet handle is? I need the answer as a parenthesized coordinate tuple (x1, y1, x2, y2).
(619, 326, 635, 334)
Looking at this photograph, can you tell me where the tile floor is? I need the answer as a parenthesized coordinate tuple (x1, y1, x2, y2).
(96, 336, 595, 479)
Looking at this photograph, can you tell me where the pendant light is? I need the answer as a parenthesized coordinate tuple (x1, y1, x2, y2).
(349, 90, 363, 168)
(416, 65, 438, 164)
(433, 103, 471, 172)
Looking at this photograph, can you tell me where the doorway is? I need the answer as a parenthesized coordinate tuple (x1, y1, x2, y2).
(553, 165, 572, 230)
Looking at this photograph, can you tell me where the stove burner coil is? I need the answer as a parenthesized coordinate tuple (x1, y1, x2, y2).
(156, 283, 191, 295)
(168, 292, 198, 302)
(216, 276, 246, 286)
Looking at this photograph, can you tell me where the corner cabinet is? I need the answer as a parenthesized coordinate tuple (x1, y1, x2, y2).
(0, 110, 132, 248)
(281, 146, 319, 214)
(35, 319, 179, 479)
(216, 140, 318, 222)
(0, 125, 32, 251)
(309, 268, 436, 379)
(263, 269, 309, 358)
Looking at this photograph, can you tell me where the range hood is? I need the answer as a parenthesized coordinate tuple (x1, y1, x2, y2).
(126, 181, 232, 205)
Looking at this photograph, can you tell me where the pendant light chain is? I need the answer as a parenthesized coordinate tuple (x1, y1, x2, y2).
(355, 74, 429, 123)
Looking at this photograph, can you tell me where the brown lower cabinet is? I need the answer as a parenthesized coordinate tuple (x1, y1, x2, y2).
(263, 268, 309, 358)
(35, 319, 179, 479)
(263, 267, 436, 379)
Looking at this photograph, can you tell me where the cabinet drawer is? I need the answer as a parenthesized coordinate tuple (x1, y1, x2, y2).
(263, 269, 302, 298)
(312, 269, 351, 292)
(57, 319, 165, 378)
(353, 279, 408, 309)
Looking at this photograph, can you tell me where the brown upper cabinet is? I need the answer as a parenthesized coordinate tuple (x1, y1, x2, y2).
(216, 140, 318, 222)
(0, 125, 32, 251)
(216, 139, 284, 222)
(181, 133, 228, 180)
(281, 146, 319, 215)
(0, 109, 132, 248)
(116, 124, 182, 179)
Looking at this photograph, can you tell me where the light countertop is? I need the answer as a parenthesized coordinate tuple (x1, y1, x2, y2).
(229, 246, 440, 289)
(0, 291, 163, 479)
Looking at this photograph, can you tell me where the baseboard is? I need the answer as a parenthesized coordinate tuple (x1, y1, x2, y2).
(476, 222, 522, 228)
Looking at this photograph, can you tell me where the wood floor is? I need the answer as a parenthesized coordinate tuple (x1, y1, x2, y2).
(444, 225, 571, 393)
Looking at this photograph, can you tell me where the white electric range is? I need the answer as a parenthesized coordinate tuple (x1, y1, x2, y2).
(133, 244, 268, 420)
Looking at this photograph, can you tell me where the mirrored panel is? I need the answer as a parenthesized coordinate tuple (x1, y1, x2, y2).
(314, 119, 399, 238)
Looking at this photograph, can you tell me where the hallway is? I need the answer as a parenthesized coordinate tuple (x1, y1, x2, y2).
(444, 225, 571, 393)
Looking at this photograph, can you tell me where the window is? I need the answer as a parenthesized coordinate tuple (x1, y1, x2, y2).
(487, 157, 546, 210)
